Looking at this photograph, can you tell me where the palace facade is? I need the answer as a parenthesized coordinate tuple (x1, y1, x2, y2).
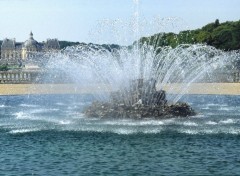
(0, 32, 60, 65)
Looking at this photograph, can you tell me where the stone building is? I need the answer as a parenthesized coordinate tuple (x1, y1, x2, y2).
(0, 32, 60, 65)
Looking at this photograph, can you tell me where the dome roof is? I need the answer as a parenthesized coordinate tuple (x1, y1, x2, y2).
(24, 32, 38, 48)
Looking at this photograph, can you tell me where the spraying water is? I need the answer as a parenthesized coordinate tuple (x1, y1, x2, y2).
(38, 43, 236, 105)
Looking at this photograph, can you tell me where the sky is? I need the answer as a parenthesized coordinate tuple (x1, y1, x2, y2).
(0, 0, 239, 45)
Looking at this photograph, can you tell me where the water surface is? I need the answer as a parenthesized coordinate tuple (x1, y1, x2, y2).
(0, 94, 240, 175)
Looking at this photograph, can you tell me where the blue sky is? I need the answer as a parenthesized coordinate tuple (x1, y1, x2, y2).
(0, 0, 239, 45)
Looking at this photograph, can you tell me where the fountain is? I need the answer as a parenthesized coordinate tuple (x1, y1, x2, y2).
(19, 0, 239, 120)
(36, 42, 235, 120)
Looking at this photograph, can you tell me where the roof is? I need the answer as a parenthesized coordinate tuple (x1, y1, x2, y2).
(23, 32, 39, 48)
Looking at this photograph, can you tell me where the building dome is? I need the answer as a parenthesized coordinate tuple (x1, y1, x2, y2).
(24, 32, 38, 49)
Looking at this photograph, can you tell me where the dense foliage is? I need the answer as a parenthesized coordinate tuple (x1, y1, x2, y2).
(58, 41, 81, 49)
(139, 20, 240, 51)
(0, 64, 9, 71)
(59, 41, 120, 51)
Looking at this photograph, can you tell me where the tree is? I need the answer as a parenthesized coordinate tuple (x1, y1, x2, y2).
(0, 64, 9, 71)
(214, 19, 220, 27)
(139, 20, 240, 51)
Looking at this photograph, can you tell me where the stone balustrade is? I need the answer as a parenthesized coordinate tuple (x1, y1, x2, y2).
(233, 71, 240, 82)
(0, 70, 39, 83)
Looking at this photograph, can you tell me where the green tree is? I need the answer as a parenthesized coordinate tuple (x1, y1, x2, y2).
(0, 64, 9, 71)
(214, 19, 220, 27)
(139, 20, 240, 51)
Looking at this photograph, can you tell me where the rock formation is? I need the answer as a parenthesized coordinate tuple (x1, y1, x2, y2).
(84, 79, 196, 119)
